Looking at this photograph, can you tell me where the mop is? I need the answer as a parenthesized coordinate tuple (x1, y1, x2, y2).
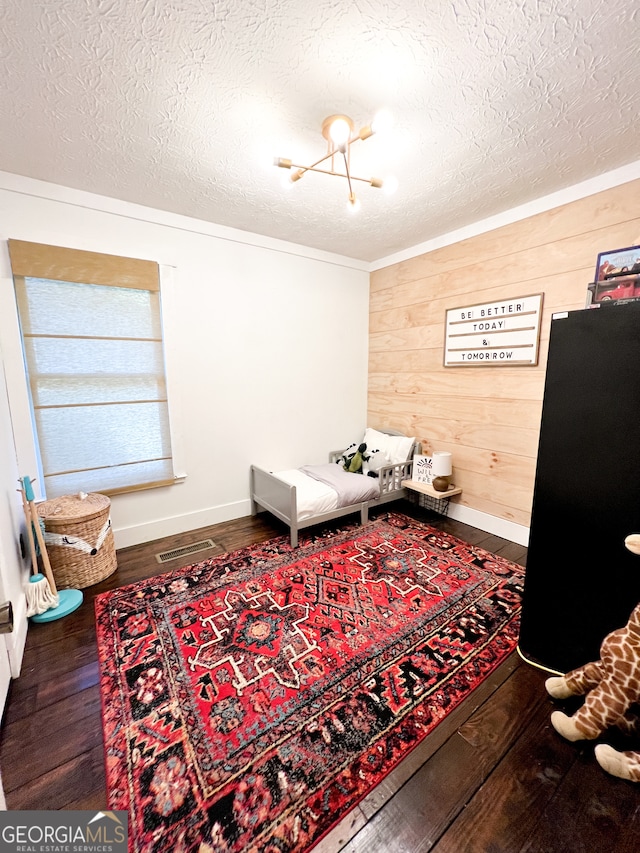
(20, 477, 83, 621)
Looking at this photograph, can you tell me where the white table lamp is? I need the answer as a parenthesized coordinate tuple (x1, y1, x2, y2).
(431, 451, 453, 491)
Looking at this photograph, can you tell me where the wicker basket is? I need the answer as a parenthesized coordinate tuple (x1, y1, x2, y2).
(37, 493, 117, 589)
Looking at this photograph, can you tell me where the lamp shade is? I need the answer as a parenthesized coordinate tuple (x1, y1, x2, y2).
(431, 451, 452, 478)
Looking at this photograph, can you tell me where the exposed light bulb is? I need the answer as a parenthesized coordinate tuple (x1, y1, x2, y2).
(329, 118, 351, 147)
(371, 109, 394, 135)
(275, 114, 391, 207)
(382, 175, 399, 195)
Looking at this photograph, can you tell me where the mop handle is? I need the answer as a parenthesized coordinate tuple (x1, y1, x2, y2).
(29, 506, 58, 597)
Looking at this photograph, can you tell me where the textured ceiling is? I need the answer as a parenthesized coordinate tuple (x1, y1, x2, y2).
(1, 0, 639, 263)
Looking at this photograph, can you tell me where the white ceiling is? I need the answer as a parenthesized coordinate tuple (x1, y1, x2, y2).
(1, 0, 639, 263)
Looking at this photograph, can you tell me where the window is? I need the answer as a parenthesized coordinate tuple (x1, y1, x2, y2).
(8, 240, 174, 498)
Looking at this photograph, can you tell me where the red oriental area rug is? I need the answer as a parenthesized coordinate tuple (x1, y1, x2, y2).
(96, 512, 524, 853)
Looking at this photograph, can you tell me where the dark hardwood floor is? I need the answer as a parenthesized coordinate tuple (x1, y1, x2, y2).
(1, 501, 639, 851)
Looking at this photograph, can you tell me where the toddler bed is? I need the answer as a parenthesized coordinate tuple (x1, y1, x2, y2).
(250, 428, 419, 547)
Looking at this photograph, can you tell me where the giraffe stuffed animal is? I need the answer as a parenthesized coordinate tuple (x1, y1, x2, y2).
(545, 532, 640, 782)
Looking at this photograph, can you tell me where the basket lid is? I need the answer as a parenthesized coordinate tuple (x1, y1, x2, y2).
(37, 492, 110, 523)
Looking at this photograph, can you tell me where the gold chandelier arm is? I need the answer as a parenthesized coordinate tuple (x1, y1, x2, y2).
(275, 114, 388, 200)
(293, 147, 341, 178)
(285, 163, 378, 185)
(278, 132, 359, 179)
(342, 151, 355, 200)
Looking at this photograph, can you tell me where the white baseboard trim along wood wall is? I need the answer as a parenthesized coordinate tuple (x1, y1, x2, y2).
(447, 502, 530, 547)
(112, 500, 530, 551)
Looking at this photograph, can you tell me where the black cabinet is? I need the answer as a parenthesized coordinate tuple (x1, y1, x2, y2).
(518, 303, 640, 674)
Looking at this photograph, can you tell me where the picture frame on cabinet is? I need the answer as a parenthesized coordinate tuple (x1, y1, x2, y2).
(587, 274, 640, 308)
(594, 245, 640, 283)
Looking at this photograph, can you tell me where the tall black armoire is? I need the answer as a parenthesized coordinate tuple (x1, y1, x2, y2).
(518, 303, 640, 675)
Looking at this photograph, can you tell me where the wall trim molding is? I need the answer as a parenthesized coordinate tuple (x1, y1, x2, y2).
(112, 499, 254, 550)
(371, 159, 640, 271)
(113, 498, 530, 550)
(6, 592, 28, 678)
(447, 502, 530, 547)
(0, 171, 368, 272)
(5, 161, 640, 277)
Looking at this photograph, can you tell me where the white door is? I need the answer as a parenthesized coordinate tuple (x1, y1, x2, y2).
(0, 342, 29, 716)
(0, 287, 31, 811)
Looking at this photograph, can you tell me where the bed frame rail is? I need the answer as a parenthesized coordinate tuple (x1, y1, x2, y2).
(250, 464, 372, 548)
(251, 457, 416, 548)
(379, 459, 413, 493)
(250, 464, 296, 528)
(251, 432, 420, 547)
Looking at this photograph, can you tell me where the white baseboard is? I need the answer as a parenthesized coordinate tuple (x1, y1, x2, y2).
(446, 502, 530, 546)
(113, 497, 530, 551)
(113, 499, 253, 549)
(5, 592, 28, 678)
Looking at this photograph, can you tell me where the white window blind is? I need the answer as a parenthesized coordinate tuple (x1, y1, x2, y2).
(8, 240, 174, 498)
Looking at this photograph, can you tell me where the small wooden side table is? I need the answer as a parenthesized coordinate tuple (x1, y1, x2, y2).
(402, 479, 462, 516)
(401, 480, 462, 499)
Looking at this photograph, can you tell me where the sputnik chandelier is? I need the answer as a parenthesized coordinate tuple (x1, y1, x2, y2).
(274, 112, 395, 211)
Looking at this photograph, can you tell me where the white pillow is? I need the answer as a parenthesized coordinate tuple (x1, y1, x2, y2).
(363, 428, 415, 465)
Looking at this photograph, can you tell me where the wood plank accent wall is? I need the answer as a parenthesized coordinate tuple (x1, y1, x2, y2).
(368, 179, 640, 529)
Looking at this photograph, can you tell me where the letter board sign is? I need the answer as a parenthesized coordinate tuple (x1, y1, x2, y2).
(444, 293, 543, 367)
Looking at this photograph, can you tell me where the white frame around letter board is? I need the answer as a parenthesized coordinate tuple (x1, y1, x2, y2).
(444, 293, 544, 367)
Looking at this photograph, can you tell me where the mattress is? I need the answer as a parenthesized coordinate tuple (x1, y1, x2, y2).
(274, 469, 338, 520)
(274, 464, 382, 522)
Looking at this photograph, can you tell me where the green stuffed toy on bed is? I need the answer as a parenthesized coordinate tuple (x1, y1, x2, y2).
(339, 442, 367, 473)
(339, 443, 387, 477)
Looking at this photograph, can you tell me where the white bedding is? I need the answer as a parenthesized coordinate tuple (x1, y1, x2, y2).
(274, 469, 338, 520)
(254, 430, 417, 544)
(274, 465, 382, 522)
(300, 463, 380, 506)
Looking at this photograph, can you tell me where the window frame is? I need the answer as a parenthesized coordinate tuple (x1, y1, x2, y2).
(5, 240, 185, 500)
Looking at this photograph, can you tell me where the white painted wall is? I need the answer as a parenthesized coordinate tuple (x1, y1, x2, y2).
(0, 173, 371, 553)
